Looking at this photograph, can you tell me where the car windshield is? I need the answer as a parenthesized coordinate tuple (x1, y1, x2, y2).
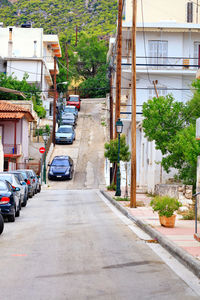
(62, 115, 74, 120)
(52, 159, 70, 167)
(57, 127, 73, 133)
(0, 174, 12, 183)
(68, 97, 79, 102)
(0, 181, 8, 191)
(64, 107, 75, 112)
(17, 171, 28, 180)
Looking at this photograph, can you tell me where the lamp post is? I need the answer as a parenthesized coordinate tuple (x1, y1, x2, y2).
(42, 132, 49, 184)
(53, 79, 68, 145)
(115, 118, 123, 196)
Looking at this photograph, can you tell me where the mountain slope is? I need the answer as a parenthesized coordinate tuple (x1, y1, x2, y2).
(0, 0, 118, 37)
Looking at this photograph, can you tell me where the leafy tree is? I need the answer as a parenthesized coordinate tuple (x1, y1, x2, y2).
(76, 33, 108, 79)
(142, 90, 200, 187)
(0, 73, 46, 118)
(104, 134, 131, 163)
(104, 135, 131, 189)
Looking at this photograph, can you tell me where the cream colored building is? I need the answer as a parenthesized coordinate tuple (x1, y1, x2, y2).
(125, 0, 200, 24)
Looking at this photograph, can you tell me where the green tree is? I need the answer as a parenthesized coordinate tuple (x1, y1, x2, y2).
(0, 73, 46, 118)
(142, 90, 200, 187)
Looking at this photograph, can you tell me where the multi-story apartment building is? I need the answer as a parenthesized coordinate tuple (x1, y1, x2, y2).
(0, 24, 61, 117)
(107, 1, 200, 193)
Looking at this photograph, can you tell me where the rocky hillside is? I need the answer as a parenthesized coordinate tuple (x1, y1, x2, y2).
(0, 0, 118, 37)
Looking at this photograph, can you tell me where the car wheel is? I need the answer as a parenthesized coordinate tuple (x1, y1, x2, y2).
(8, 212, 15, 222)
(15, 203, 20, 217)
(22, 196, 27, 207)
(0, 214, 4, 234)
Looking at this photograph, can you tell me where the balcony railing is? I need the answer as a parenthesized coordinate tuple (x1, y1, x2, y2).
(3, 144, 21, 155)
(121, 56, 200, 70)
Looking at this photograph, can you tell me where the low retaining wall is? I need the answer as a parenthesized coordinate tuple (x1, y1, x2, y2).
(155, 184, 193, 209)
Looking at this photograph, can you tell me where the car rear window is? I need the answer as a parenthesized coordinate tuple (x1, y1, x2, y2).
(68, 96, 79, 102)
(0, 175, 13, 184)
(0, 181, 8, 191)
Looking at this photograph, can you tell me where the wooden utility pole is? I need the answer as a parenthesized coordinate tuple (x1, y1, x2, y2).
(153, 80, 159, 98)
(75, 25, 78, 46)
(109, 66, 113, 140)
(65, 42, 69, 81)
(115, 0, 123, 138)
(130, 0, 137, 208)
(53, 56, 57, 145)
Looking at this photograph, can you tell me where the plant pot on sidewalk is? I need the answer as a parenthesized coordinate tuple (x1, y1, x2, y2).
(159, 215, 176, 228)
(150, 196, 181, 228)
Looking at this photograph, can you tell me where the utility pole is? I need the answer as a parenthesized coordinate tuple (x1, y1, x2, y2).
(197, 0, 199, 24)
(53, 56, 57, 145)
(109, 66, 113, 140)
(153, 80, 159, 98)
(65, 42, 69, 81)
(75, 25, 78, 46)
(130, 0, 137, 208)
(115, 0, 123, 138)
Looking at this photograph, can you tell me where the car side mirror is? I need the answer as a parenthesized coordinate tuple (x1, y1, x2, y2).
(14, 187, 20, 191)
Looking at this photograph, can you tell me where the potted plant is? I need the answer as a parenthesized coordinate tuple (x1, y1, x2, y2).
(150, 195, 181, 228)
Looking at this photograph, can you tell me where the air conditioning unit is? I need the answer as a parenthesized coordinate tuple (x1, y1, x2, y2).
(183, 59, 190, 69)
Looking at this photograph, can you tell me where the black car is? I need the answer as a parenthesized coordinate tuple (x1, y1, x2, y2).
(48, 156, 74, 180)
(60, 113, 76, 127)
(0, 179, 21, 222)
(0, 210, 4, 235)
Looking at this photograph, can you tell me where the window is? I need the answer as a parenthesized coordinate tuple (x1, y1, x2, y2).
(194, 42, 200, 68)
(148, 41, 168, 68)
(187, 2, 193, 23)
(148, 86, 167, 99)
(122, 0, 126, 21)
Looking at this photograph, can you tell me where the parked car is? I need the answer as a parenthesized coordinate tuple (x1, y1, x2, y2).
(55, 125, 75, 144)
(66, 95, 81, 111)
(48, 156, 74, 180)
(60, 113, 76, 127)
(16, 170, 34, 198)
(0, 179, 21, 222)
(17, 169, 37, 195)
(63, 105, 78, 119)
(8, 171, 28, 207)
(0, 209, 4, 234)
(29, 169, 41, 193)
(0, 173, 24, 209)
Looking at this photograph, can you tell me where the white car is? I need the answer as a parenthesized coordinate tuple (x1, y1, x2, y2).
(0, 173, 24, 208)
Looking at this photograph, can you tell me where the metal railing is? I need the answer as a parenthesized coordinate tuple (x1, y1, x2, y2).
(3, 144, 21, 155)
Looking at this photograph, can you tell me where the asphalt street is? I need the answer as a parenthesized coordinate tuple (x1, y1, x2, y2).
(0, 189, 199, 300)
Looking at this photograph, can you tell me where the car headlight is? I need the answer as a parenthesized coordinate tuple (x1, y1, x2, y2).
(49, 168, 53, 175)
(65, 168, 70, 175)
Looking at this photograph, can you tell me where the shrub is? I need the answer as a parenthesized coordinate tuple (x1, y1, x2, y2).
(107, 183, 116, 191)
(150, 196, 181, 217)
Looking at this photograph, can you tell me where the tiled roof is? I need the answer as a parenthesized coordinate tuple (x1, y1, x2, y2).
(0, 112, 25, 119)
(0, 101, 34, 122)
(0, 100, 29, 112)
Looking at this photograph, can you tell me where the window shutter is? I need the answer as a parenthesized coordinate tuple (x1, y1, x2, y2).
(187, 2, 193, 23)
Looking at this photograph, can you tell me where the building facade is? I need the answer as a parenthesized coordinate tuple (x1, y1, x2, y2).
(108, 4, 200, 192)
(0, 25, 61, 117)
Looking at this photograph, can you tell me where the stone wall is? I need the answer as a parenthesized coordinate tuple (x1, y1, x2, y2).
(155, 184, 193, 210)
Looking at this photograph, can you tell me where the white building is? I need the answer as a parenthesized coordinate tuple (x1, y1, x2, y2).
(108, 18, 200, 193)
(0, 24, 61, 117)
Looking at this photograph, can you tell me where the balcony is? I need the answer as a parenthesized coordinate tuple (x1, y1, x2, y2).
(3, 144, 21, 157)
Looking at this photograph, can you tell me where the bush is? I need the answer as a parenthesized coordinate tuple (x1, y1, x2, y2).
(150, 196, 181, 217)
(107, 183, 116, 191)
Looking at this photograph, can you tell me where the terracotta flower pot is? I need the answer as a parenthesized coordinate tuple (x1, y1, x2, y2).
(159, 215, 176, 228)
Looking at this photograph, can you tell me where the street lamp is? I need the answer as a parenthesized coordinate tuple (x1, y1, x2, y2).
(42, 132, 49, 184)
(53, 81, 68, 144)
(115, 118, 123, 196)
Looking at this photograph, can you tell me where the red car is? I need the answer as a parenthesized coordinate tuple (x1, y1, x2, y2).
(67, 95, 81, 111)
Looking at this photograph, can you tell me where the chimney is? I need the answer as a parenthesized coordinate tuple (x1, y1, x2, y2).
(33, 40, 37, 57)
(8, 28, 13, 57)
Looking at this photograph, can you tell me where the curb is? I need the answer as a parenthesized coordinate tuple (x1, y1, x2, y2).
(100, 190, 200, 279)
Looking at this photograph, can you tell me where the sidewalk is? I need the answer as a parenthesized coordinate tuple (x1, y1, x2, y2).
(101, 190, 200, 277)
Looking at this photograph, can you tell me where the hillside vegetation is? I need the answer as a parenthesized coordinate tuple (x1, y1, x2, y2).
(0, 0, 118, 37)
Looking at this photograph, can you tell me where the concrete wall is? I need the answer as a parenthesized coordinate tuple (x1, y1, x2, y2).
(125, 0, 199, 24)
